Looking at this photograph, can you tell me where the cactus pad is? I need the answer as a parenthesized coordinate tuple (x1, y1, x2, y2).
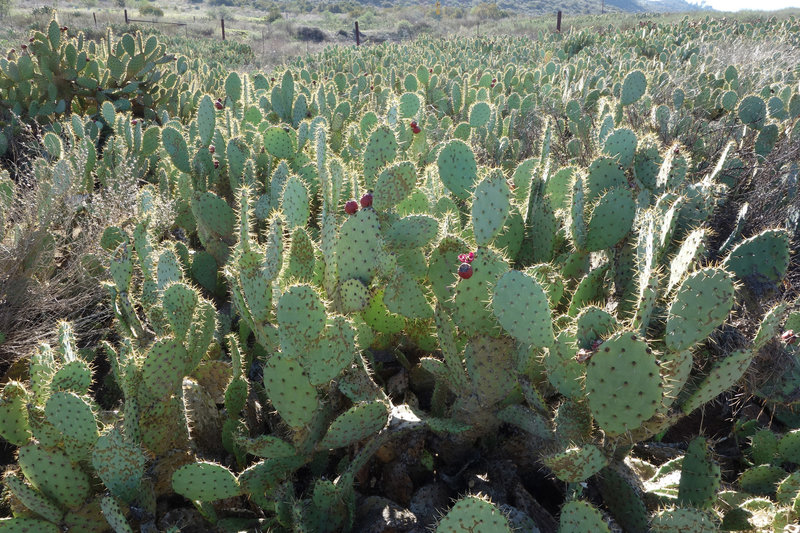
(650, 508, 718, 533)
(17, 443, 91, 509)
(681, 349, 754, 414)
(452, 248, 507, 335)
(304, 316, 356, 386)
(263, 126, 295, 160)
(340, 279, 370, 313)
(4, 475, 63, 523)
(558, 500, 611, 533)
(172, 462, 241, 502)
(373, 161, 418, 211)
(44, 392, 98, 447)
(490, 270, 553, 347)
(678, 437, 720, 510)
(277, 284, 326, 356)
(435, 495, 511, 533)
(585, 331, 662, 436)
(0, 381, 31, 446)
(263, 354, 318, 428)
(472, 170, 511, 247)
(336, 208, 384, 284)
(163, 283, 197, 341)
(437, 139, 478, 200)
(544, 445, 608, 483)
(319, 401, 388, 449)
(91, 428, 146, 503)
(142, 338, 189, 395)
(584, 187, 636, 251)
(722, 228, 790, 286)
(621, 70, 647, 106)
(665, 267, 734, 352)
(363, 125, 398, 187)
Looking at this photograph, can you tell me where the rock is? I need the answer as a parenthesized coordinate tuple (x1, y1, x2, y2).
(354, 495, 418, 533)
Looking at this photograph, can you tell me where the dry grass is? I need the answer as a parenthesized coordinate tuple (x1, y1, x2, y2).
(0, 138, 141, 376)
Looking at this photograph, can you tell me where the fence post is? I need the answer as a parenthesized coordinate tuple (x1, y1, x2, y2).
(557, 10, 562, 32)
(93, 12, 97, 27)
(355, 21, 360, 46)
(221, 18, 226, 41)
(124, 9, 128, 24)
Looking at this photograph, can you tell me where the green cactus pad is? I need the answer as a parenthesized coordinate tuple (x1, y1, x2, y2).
(650, 508, 718, 533)
(428, 237, 468, 304)
(584, 187, 636, 251)
(739, 465, 787, 496)
(340, 279, 370, 313)
(4, 475, 63, 523)
(435, 495, 511, 533)
(666, 228, 707, 293)
(437, 139, 478, 200)
(196, 95, 216, 148)
(558, 500, 611, 533)
(0, 381, 31, 446)
(749, 429, 779, 465)
(621, 70, 647, 106)
(665, 267, 735, 352)
(363, 125, 398, 188)
(490, 270, 553, 348)
(191, 191, 236, 265)
(173, 462, 241, 502)
(336, 207, 383, 284)
(469, 101, 491, 128)
(384, 269, 433, 319)
(464, 335, 516, 407)
(263, 126, 296, 160)
(236, 251, 273, 323)
(304, 316, 356, 386)
(776, 472, 800, 505)
(585, 331, 662, 436)
(156, 248, 183, 290)
(373, 161, 418, 211)
(544, 331, 584, 400)
(384, 215, 439, 249)
(575, 306, 616, 349)
(142, 338, 189, 395)
(586, 157, 628, 197)
(281, 175, 310, 230)
(777, 429, 800, 464)
(44, 392, 98, 447)
(277, 284, 326, 356)
(738, 95, 767, 129)
(0, 518, 61, 532)
(263, 354, 318, 428)
(681, 348, 755, 414)
(57, 361, 91, 406)
(17, 443, 91, 509)
(363, 288, 405, 335)
(678, 437, 720, 510)
(287, 227, 316, 282)
(240, 435, 296, 458)
(163, 283, 198, 341)
(472, 170, 511, 247)
(161, 126, 191, 174)
(722, 228, 790, 286)
(545, 445, 608, 483)
(100, 495, 133, 533)
(603, 128, 637, 168)
(597, 464, 649, 533)
(319, 401, 388, 449)
(92, 428, 146, 503)
(452, 248, 507, 335)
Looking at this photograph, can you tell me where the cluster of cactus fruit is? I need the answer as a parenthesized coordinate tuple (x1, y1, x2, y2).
(0, 12, 799, 532)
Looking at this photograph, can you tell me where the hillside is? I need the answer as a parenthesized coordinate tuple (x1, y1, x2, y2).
(347, 0, 710, 14)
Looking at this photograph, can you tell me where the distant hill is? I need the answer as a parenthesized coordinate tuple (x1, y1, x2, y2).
(351, 0, 711, 15)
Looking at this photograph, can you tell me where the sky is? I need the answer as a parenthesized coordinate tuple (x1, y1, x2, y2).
(696, 0, 800, 10)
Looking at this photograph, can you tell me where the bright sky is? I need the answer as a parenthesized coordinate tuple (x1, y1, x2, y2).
(698, 0, 800, 10)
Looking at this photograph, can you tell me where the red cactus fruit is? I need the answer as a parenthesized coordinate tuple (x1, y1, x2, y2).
(458, 262, 473, 279)
(345, 200, 359, 215)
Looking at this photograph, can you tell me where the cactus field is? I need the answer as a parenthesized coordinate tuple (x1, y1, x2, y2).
(0, 10, 800, 533)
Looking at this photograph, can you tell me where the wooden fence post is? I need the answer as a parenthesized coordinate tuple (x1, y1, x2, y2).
(557, 10, 562, 32)
(93, 12, 97, 27)
(221, 18, 226, 41)
(124, 9, 128, 24)
(355, 21, 360, 46)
